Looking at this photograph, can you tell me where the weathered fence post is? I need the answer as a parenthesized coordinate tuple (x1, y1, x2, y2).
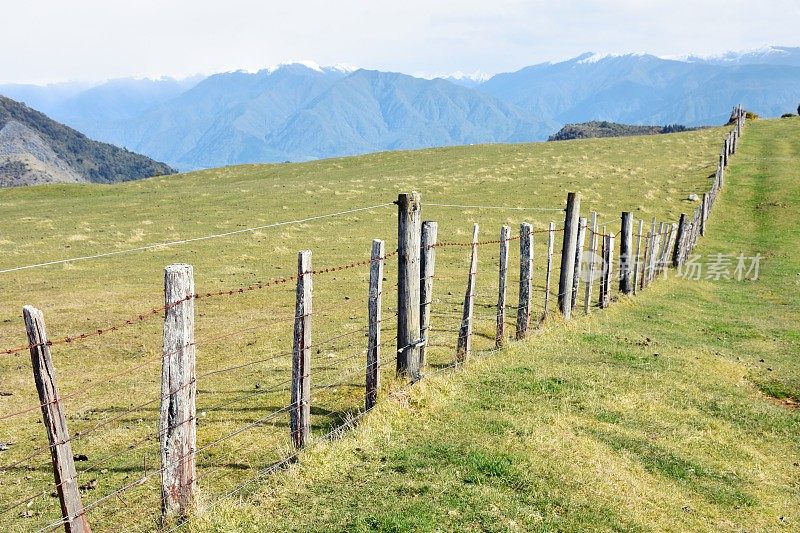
(366, 240, 384, 411)
(599, 231, 614, 308)
(496, 225, 511, 347)
(160, 264, 196, 521)
(543, 221, 555, 320)
(558, 192, 581, 319)
(291, 251, 312, 449)
(632, 218, 644, 295)
(419, 221, 437, 368)
(719, 154, 725, 188)
(600, 230, 614, 308)
(641, 229, 652, 290)
(673, 214, 687, 267)
(396, 192, 422, 379)
(456, 224, 479, 362)
(571, 217, 587, 309)
(619, 212, 633, 294)
(701, 193, 708, 237)
(23, 306, 91, 533)
(583, 212, 598, 314)
(649, 227, 661, 284)
(515, 223, 533, 340)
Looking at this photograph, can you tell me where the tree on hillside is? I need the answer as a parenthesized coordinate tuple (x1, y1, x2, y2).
(797, 103, 800, 115)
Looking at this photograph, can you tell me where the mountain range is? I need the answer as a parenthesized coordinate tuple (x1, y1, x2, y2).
(1, 47, 799, 171)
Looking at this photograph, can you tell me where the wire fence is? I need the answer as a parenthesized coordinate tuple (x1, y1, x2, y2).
(0, 108, 745, 532)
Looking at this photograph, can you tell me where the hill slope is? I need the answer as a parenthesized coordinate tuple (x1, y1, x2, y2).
(184, 118, 799, 532)
(0, 95, 175, 187)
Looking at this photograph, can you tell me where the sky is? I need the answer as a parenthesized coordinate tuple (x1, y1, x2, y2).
(2, 0, 799, 84)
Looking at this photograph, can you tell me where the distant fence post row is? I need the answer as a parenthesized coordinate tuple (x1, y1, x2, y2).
(16, 106, 746, 532)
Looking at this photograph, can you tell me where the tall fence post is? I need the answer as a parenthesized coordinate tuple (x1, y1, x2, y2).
(543, 221, 555, 320)
(419, 221, 437, 369)
(396, 192, 422, 379)
(160, 264, 196, 522)
(496, 225, 511, 347)
(673, 214, 687, 268)
(632, 218, 644, 295)
(700, 192, 708, 236)
(571, 217, 587, 310)
(515, 223, 533, 340)
(291, 251, 312, 449)
(583, 212, 598, 314)
(619, 212, 633, 294)
(558, 192, 581, 319)
(23, 306, 91, 533)
(599, 233, 615, 308)
(457, 224, 479, 362)
(366, 240, 384, 411)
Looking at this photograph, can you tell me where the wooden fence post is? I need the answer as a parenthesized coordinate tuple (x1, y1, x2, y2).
(632, 218, 644, 295)
(673, 213, 687, 267)
(456, 224, 479, 362)
(701, 193, 708, 236)
(719, 154, 725, 188)
(583, 212, 598, 314)
(496, 225, 511, 347)
(558, 192, 581, 319)
(649, 228, 661, 284)
(160, 264, 196, 522)
(543, 221, 555, 320)
(291, 251, 312, 449)
(419, 221, 437, 368)
(619, 212, 633, 294)
(600, 233, 615, 308)
(366, 240, 384, 411)
(515, 223, 533, 340)
(396, 192, 422, 379)
(640, 228, 651, 290)
(571, 217, 587, 309)
(23, 306, 91, 533)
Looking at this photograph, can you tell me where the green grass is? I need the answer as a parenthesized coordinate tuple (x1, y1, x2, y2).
(1, 122, 797, 531)
(183, 118, 799, 532)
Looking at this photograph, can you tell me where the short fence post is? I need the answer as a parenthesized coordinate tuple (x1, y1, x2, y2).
(619, 212, 633, 294)
(571, 217, 587, 310)
(558, 192, 581, 319)
(496, 225, 511, 347)
(396, 192, 422, 379)
(23, 306, 91, 533)
(583, 212, 598, 314)
(456, 224, 479, 362)
(515, 223, 533, 340)
(366, 240, 384, 411)
(673, 214, 687, 267)
(600, 233, 615, 308)
(291, 251, 312, 449)
(719, 154, 725, 188)
(632, 218, 644, 295)
(160, 264, 196, 521)
(543, 221, 555, 320)
(640, 228, 651, 290)
(419, 221, 437, 368)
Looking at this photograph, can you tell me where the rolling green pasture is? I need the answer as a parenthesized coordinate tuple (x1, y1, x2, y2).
(0, 127, 736, 531)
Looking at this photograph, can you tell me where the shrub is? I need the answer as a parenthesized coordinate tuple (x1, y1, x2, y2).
(746, 111, 759, 120)
(781, 113, 795, 119)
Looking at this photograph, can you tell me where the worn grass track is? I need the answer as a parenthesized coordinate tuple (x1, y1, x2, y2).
(189, 118, 800, 532)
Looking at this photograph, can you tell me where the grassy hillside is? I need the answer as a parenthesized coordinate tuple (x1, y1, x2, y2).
(0, 125, 773, 531)
(190, 117, 800, 531)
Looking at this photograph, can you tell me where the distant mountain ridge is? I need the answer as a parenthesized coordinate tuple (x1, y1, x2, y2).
(2, 46, 799, 170)
(0, 95, 175, 187)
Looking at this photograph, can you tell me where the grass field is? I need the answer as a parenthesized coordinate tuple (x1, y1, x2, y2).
(188, 117, 800, 532)
(1, 122, 790, 531)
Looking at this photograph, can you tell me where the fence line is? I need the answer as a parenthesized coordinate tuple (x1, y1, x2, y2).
(0, 106, 746, 532)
